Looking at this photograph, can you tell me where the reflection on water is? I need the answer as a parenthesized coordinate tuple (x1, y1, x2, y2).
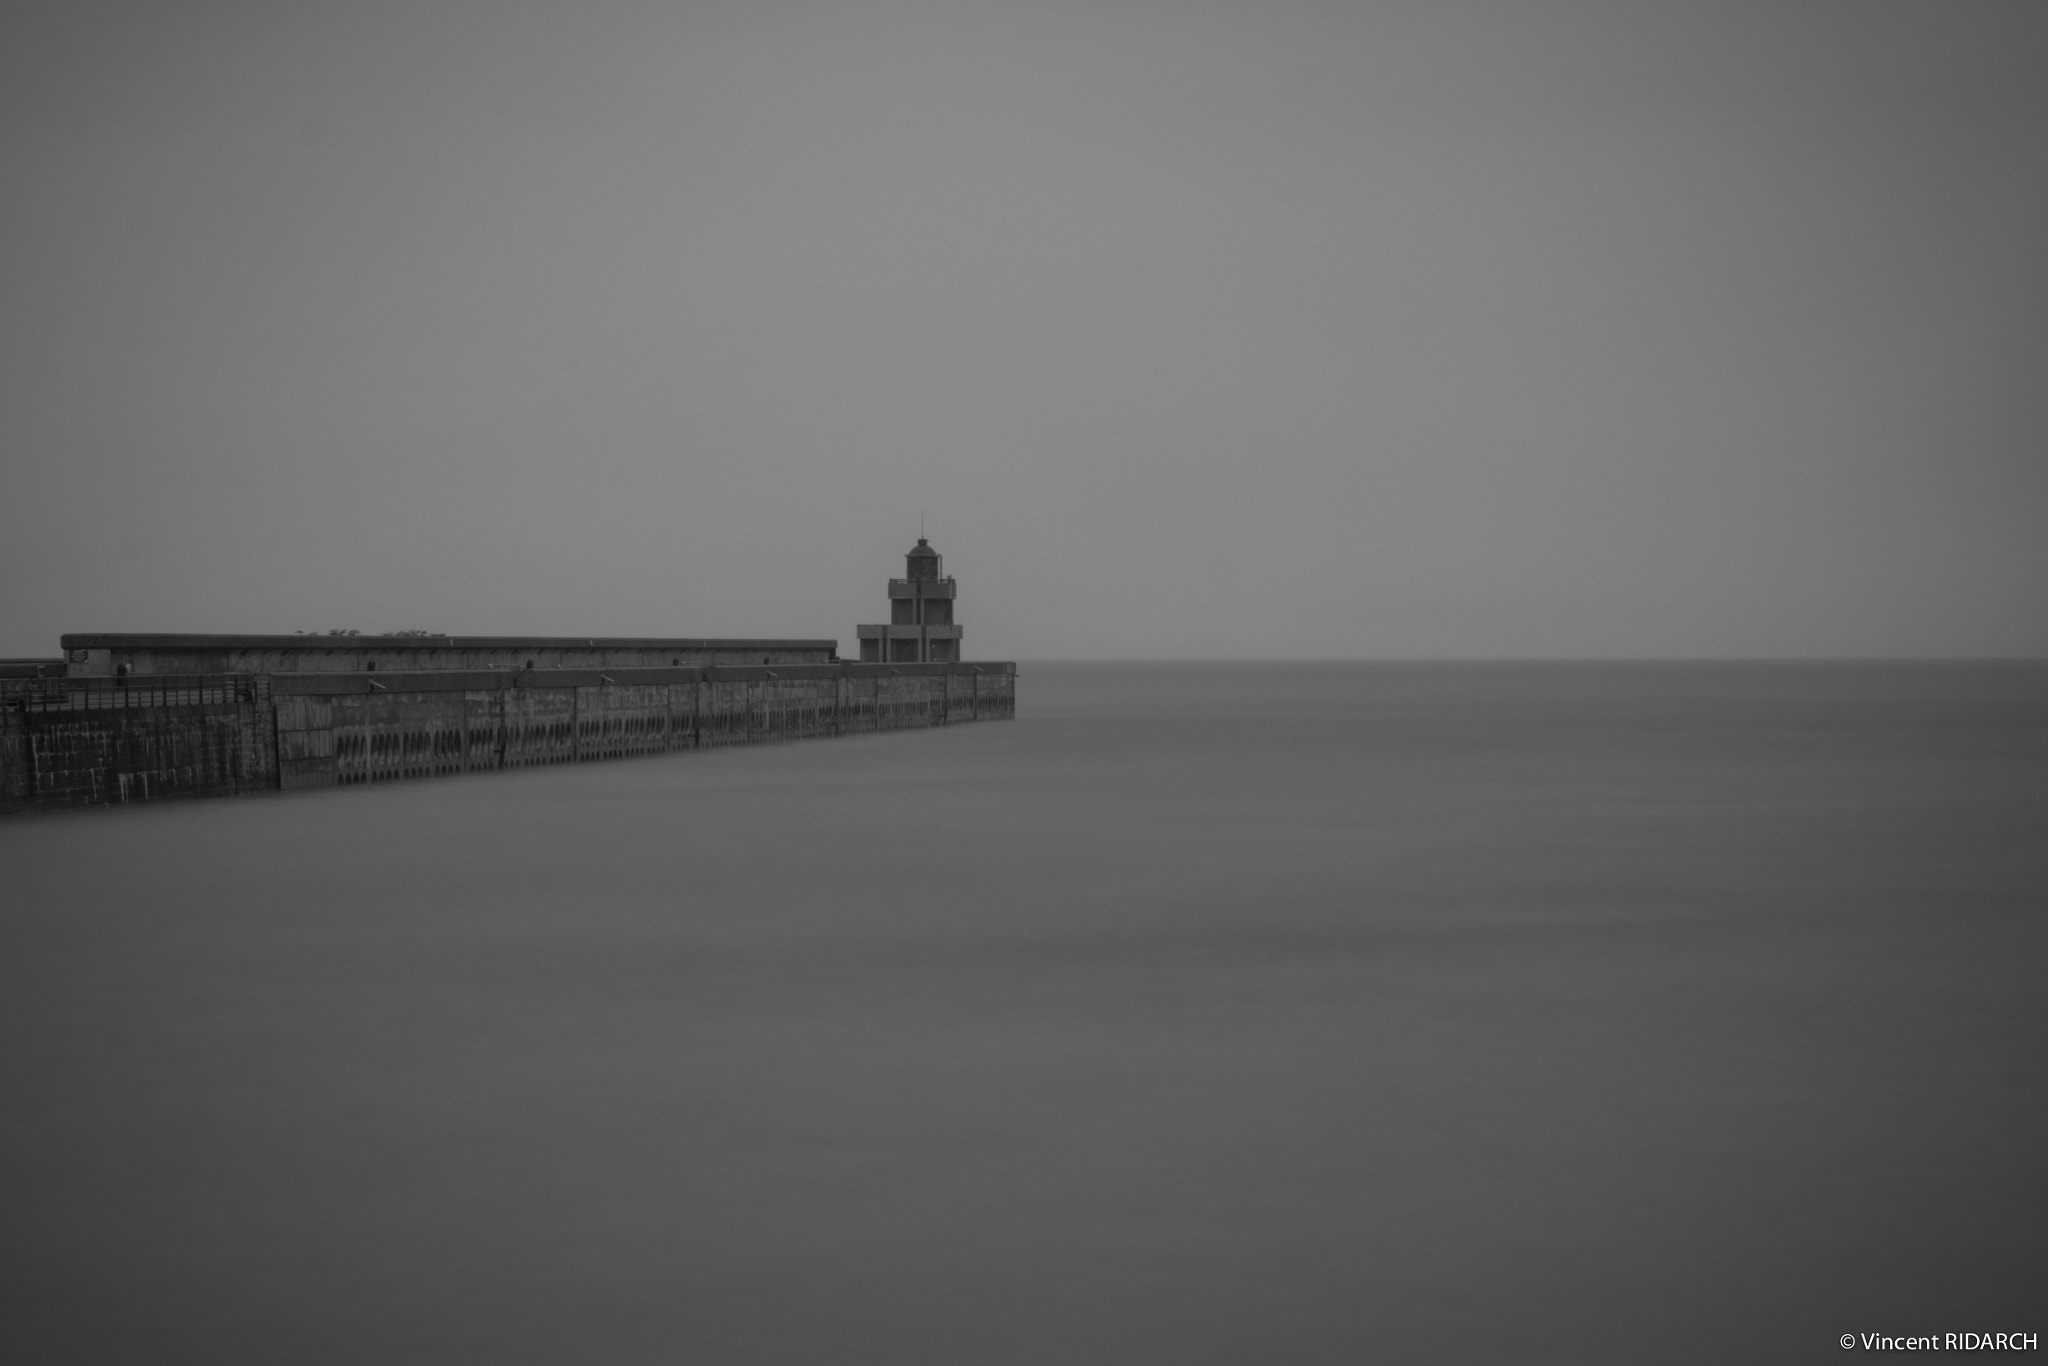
(3, 663, 2044, 1363)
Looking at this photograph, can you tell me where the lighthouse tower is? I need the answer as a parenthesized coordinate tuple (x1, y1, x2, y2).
(855, 539, 963, 663)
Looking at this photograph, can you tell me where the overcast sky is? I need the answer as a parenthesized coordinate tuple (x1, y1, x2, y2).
(3, 0, 2043, 659)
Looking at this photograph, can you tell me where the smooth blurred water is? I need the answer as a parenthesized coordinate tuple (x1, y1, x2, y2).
(3, 662, 2044, 1364)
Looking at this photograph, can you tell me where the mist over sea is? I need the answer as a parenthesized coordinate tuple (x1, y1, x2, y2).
(4, 661, 2044, 1363)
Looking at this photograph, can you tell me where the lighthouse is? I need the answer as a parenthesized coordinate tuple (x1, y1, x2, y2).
(855, 538, 963, 663)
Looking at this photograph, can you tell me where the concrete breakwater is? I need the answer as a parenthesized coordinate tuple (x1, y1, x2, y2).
(1, 661, 1015, 815)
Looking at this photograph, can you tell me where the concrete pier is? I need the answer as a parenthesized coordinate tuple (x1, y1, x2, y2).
(1, 661, 1016, 814)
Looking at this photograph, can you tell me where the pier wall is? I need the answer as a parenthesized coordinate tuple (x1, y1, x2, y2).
(57, 634, 839, 677)
(2, 662, 1015, 815)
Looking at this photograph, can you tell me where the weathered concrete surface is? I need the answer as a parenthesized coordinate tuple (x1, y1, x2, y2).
(1, 705, 275, 810)
(2, 663, 1016, 814)
(1, 675, 277, 812)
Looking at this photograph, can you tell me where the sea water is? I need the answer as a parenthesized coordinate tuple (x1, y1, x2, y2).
(3, 662, 2044, 1363)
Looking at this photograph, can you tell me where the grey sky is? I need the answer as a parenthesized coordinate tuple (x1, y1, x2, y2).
(4, 0, 2043, 659)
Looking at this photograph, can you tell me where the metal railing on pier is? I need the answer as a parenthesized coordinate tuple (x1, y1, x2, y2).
(0, 673, 270, 713)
